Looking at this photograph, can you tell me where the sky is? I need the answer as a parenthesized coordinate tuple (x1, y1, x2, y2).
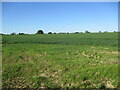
(2, 2, 118, 34)
(1, 0, 120, 2)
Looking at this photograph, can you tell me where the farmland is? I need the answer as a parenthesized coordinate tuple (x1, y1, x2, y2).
(2, 33, 119, 88)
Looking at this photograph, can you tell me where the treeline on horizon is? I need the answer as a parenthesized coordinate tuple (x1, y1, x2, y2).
(0, 30, 118, 35)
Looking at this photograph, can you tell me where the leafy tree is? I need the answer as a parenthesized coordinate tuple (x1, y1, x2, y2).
(53, 32, 56, 34)
(36, 30, 44, 34)
(85, 30, 90, 33)
(59, 32, 66, 34)
(48, 32, 52, 34)
(10, 32, 16, 35)
(0, 33, 5, 35)
(74, 32, 79, 34)
(19, 33, 25, 35)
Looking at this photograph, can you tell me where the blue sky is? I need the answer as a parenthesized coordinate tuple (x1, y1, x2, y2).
(2, 2, 118, 34)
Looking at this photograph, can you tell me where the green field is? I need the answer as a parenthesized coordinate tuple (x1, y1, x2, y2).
(2, 33, 119, 88)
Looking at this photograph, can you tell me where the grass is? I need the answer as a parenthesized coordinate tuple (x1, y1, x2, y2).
(2, 32, 119, 88)
(2, 33, 118, 46)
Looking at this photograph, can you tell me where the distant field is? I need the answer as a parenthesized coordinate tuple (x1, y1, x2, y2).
(2, 33, 118, 46)
(2, 33, 119, 88)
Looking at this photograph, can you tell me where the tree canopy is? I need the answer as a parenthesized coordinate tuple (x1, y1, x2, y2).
(36, 30, 44, 34)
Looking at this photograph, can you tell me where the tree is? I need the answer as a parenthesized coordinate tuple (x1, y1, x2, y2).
(0, 33, 5, 35)
(48, 32, 52, 34)
(36, 30, 44, 34)
(74, 32, 79, 34)
(85, 30, 90, 33)
(19, 33, 25, 35)
(53, 32, 56, 34)
(10, 32, 16, 35)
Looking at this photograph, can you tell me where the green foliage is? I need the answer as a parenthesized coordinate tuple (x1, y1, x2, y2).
(36, 30, 44, 34)
(48, 32, 52, 34)
(10, 32, 16, 35)
(74, 32, 79, 34)
(19, 33, 25, 35)
(85, 30, 90, 33)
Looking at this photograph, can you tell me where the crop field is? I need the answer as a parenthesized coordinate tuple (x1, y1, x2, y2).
(2, 33, 119, 88)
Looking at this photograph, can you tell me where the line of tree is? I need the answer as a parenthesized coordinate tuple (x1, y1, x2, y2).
(0, 30, 118, 35)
